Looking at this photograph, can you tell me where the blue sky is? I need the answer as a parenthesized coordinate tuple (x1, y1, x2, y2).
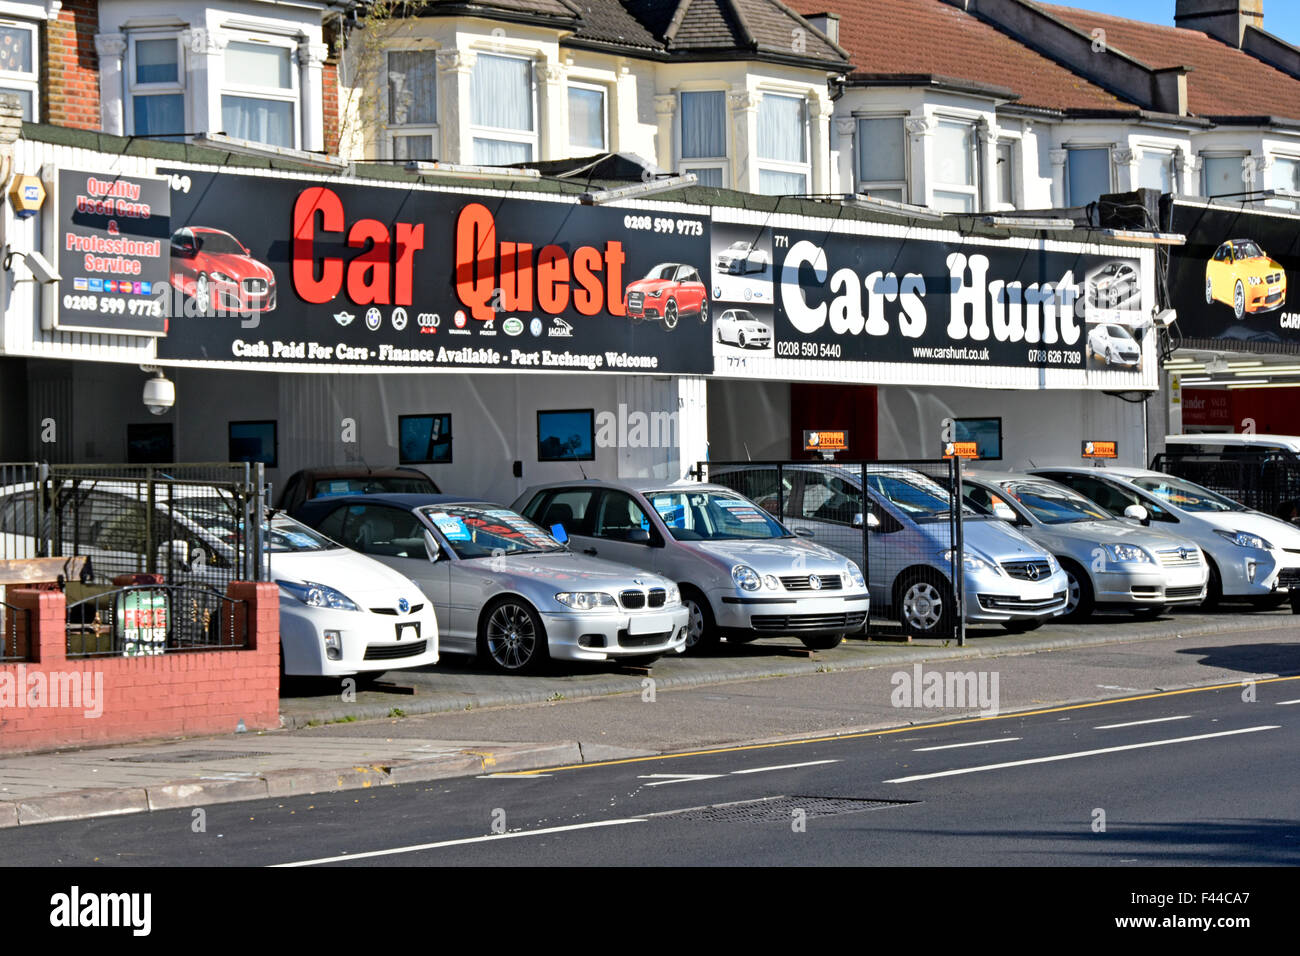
(1061, 1, 1300, 44)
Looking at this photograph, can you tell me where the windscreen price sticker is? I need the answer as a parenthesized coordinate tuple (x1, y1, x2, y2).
(1082, 440, 1118, 459)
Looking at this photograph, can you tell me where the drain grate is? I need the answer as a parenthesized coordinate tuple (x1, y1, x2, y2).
(110, 750, 273, 764)
(650, 795, 915, 824)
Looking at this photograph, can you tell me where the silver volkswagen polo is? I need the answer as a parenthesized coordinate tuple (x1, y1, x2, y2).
(295, 494, 688, 673)
(963, 472, 1208, 618)
(513, 480, 870, 652)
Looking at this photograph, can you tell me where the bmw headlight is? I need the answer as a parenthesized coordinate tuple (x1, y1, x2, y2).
(845, 561, 866, 589)
(277, 579, 360, 611)
(1215, 529, 1271, 550)
(1104, 543, 1154, 564)
(554, 591, 616, 610)
(665, 584, 681, 606)
(731, 564, 761, 591)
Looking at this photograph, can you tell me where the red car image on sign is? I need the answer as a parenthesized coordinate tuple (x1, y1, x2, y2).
(623, 263, 708, 330)
(170, 227, 278, 315)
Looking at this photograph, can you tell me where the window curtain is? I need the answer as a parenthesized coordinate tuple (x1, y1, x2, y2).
(388, 51, 436, 126)
(757, 94, 805, 163)
(1067, 148, 1110, 204)
(568, 87, 605, 150)
(1202, 155, 1246, 197)
(472, 54, 533, 131)
(1138, 151, 1173, 192)
(690, 167, 724, 187)
(856, 117, 905, 182)
(135, 39, 177, 84)
(222, 95, 294, 148)
(934, 121, 974, 187)
(225, 42, 291, 89)
(473, 137, 532, 166)
(680, 91, 725, 159)
(134, 94, 184, 137)
(759, 169, 807, 196)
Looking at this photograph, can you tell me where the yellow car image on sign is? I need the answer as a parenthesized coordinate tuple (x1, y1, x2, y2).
(1205, 239, 1287, 319)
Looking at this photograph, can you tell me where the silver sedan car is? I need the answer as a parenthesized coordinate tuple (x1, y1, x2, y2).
(963, 472, 1207, 619)
(295, 494, 688, 673)
(513, 480, 870, 652)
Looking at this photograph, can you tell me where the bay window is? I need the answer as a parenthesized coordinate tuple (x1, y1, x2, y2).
(855, 115, 907, 201)
(1138, 148, 1175, 192)
(470, 52, 536, 165)
(756, 92, 809, 195)
(1201, 152, 1248, 197)
(568, 83, 606, 155)
(129, 35, 185, 139)
(679, 90, 726, 187)
(932, 119, 978, 212)
(386, 49, 437, 161)
(0, 18, 38, 121)
(222, 39, 297, 149)
(1066, 146, 1111, 205)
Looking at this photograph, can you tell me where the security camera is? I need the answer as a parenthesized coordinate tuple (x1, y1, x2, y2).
(1154, 308, 1177, 328)
(2, 247, 61, 284)
(142, 371, 175, 415)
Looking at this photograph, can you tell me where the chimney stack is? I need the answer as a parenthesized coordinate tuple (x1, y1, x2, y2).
(804, 12, 840, 46)
(1174, 1, 1264, 48)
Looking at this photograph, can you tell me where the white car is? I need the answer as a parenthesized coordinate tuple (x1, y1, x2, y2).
(0, 482, 439, 678)
(1087, 261, 1140, 311)
(715, 308, 771, 349)
(715, 241, 770, 276)
(1088, 323, 1141, 366)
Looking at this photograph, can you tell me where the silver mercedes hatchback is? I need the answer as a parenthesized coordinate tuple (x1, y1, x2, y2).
(513, 480, 870, 652)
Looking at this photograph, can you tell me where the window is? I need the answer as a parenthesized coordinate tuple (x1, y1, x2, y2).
(129, 35, 185, 139)
(1066, 147, 1111, 205)
(386, 50, 437, 161)
(855, 116, 907, 202)
(567, 83, 606, 155)
(1200, 153, 1247, 197)
(1271, 156, 1300, 211)
(334, 505, 428, 558)
(1138, 149, 1175, 192)
(798, 472, 858, 525)
(0, 19, 38, 121)
(994, 140, 1016, 207)
(592, 492, 654, 543)
(756, 93, 809, 195)
(932, 119, 978, 212)
(471, 52, 536, 165)
(222, 40, 297, 149)
(679, 90, 726, 186)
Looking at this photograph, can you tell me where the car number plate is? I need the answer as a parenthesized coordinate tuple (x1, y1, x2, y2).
(395, 622, 420, 641)
(628, 612, 672, 636)
(1269, 284, 1282, 295)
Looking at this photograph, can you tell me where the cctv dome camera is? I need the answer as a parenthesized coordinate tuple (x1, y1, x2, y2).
(143, 372, 175, 415)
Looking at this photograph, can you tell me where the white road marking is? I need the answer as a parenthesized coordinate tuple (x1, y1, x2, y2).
(272, 819, 647, 867)
(637, 773, 725, 786)
(1094, 715, 1191, 730)
(730, 759, 839, 774)
(913, 738, 1021, 752)
(1275, 699, 1300, 706)
(885, 726, 1280, 784)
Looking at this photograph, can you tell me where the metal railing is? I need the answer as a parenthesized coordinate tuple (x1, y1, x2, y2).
(1151, 450, 1300, 520)
(1, 599, 31, 663)
(65, 585, 248, 658)
(698, 457, 966, 645)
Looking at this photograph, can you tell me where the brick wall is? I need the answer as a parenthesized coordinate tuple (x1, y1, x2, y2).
(44, 0, 101, 130)
(323, 60, 341, 155)
(0, 582, 280, 754)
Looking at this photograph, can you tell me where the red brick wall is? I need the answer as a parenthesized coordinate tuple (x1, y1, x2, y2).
(44, 0, 101, 130)
(323, 60, 340, 155)
(0, 582, 280, 754)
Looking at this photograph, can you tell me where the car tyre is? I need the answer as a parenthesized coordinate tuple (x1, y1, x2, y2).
(896, 570, 955, 639)
(1205, 276, 1214, 305)
(738, 331, 748, 348)
(1203, 559, 1223, 609)
(478, 598, 548, 674)
(716, 325, 724, 343)
(194, 273, 211, 315)
(800, 632, 844, 651)
(1233, 280, 1245, 320)
(699, 299, 709, 325)
(681, 588, 720, 653)
(1060, 560, 1095, 620)
(663, 300, 679, 330)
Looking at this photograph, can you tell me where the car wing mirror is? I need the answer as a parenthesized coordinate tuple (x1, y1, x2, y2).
(795, 528, 814, 538)
(1123, 504, 1150, 524)
(550, 523, 569, 545)
(423, 529, 444, 561)
(627, 528, 651, 544)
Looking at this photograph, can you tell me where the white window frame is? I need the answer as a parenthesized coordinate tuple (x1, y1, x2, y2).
(384, 47, 438, 161)
(994, 137, 1018, 208)
(0, 17, 39, 122)
(469, 51, 538, 163)
(930, 116, 980, 212)
(755, 90, 811, 195)
(1136, 146, 1176, 192)
(1199, 150, 1250, 198)
(1269, 153, 1300, 210)
(1065, 145, 1114, 205)
(678, 89, 728, 188)
(854, 113, 908, 201)
(220, 33, 300, 150)
(126, 32, 186, 138)
(566, 80, 607, 156)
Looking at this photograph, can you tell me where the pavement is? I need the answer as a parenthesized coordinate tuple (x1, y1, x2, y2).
(1, 606, 1296, 829)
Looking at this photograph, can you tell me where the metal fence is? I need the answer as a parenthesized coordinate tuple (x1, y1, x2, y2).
(1, 599, 30, 662)
(700, 458, 966, 644)
(1151, 449, 1300, 520)
(0, 462, 268, 589)
(65, 585, 248, 658)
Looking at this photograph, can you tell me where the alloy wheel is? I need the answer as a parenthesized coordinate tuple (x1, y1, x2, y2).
(485, 602, 538, 671)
